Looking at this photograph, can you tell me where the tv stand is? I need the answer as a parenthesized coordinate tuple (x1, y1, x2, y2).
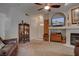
(50, 32, 62, 42)
(49, 26, 66, 43)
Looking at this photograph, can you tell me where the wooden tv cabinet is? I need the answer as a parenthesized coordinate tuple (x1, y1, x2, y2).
(50, 33, 62, 42)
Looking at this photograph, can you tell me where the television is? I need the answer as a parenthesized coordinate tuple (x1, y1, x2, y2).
(51, 17, 65, 26)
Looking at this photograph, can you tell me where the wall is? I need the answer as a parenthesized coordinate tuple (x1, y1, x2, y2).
(0, 5, 44, 41)
(4, 6, 31, 39)
(0, 6, 10, 39)
(4, 6, 44, 41)
(0, 13, 6, 39)
(1, 3, 79, 42)
(49, 4, 79, 47)
(30, 14, 44, 40)
(65, 5, 79, 47)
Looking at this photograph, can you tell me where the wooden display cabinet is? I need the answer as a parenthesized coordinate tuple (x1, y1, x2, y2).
(19, 20, 30, 43)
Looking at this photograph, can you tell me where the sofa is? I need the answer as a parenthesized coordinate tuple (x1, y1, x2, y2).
(0, 37, 18, 56)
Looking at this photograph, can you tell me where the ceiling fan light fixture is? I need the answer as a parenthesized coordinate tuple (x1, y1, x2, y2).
(44, 6, 50, 10)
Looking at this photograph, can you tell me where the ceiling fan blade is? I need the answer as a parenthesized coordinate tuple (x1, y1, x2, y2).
(25, 13, 29, 16)
(38, 8, 43, 11)
(34, 3, 42, 5)
(51, 5, 60, 8)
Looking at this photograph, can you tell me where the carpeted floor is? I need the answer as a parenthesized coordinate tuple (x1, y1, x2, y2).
(17, 40, 74, 56)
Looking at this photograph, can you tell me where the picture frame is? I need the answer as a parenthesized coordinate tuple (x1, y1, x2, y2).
(71, 7, 79, 24)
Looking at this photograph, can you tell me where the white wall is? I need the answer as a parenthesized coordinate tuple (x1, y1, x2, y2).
(30, 14, 44, 40)
(0, 5, 44, 41)
(49, 4, 79, 47)
(0, 6, 10, 39)
(0, 13, 6, 39)
(0, 3, 79, 42)
(5, 7, 31, 39)
(65, 5, 79, 47)
(4, 6, 44, 41)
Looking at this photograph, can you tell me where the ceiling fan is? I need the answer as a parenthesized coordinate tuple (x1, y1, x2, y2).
(34, 3, 61, 12)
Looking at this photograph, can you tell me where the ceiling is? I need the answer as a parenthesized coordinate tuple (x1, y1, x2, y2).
(0, 3, 79, 15)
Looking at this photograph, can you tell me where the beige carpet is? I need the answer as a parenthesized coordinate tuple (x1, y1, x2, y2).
(17, 40, 74, 56)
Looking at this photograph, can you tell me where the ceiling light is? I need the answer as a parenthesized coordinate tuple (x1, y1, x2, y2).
(44, 6, 50, 10)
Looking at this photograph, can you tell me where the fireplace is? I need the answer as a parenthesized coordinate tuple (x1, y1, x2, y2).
(71, 33, 79, 45)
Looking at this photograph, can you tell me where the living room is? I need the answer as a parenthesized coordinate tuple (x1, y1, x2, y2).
(0, 3, 79, 56)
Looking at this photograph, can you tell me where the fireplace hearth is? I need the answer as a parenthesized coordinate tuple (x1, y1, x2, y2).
(71, 33, 79, 45)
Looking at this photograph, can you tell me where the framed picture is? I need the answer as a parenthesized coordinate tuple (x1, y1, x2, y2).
(71, 7, 79, 24)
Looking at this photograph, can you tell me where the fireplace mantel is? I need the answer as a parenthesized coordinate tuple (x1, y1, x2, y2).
(49, 26, 79, 47)
(66, 26, 79, 29)
(49, 26, 79, 30)
(66, 28, 79, 47)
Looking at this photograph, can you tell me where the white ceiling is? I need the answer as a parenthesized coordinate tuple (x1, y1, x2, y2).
(0, 3, 79, 15)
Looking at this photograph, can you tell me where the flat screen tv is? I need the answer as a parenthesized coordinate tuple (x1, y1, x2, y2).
(51, 17, 65, 26)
